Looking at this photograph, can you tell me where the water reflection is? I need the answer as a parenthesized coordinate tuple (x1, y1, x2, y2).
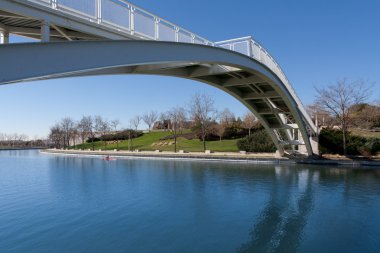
(236, 166, 380, 253)
(1, 151, 380, 253)
(235, 166, 312, 252)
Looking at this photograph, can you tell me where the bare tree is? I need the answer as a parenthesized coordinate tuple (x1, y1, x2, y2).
(127, 120, 134, 151)
(189, 93, 217, 151)
(215, 123, 225, 142)
(167, 107, 187, 152)
(49, 124, 64, 149)
(60, 117, 75, 149)
(242, 112, 257, 136)
(216, 108, 235, 141)
(143, 111, 158, 132)
(220, 108, 235, 125)
(110, 119, 121, 149)
(95, 116, 110, 150)
(87, 116, 96, 151)
(315, 79, 371, 155)
(130, 115, 142, 131)
(0, 133, 5, 147)
(70, 127, 79, 150)
(306, 104, 336, 128)
(9, 133, 17, 147)
(157, 112, 171, 131)
(77, 116, 93, 148)
(84, 116, 96, 151)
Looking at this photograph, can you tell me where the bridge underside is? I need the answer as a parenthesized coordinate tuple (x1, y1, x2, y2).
(0, 41, 318, 156)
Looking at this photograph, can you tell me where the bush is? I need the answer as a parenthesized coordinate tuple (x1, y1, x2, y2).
(223, 126, 248, 139)
(357, 138, 380, 156)
(87, 130, 143, 143)
(319, 128, 380, 156)
(191, 123, 248, 141)
(87, 137, 101, 143)
(237, 130, 276, 152)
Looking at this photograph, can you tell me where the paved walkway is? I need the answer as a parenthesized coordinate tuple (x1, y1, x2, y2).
(41, 149, 287, 163)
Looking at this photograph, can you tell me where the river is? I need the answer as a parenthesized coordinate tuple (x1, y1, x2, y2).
(0, 150, 379, 252)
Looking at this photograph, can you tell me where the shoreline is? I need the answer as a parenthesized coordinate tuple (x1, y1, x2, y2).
(40, 149, 380, 167)
(41, 149, 289, 164)
(0, 147, 47, 151)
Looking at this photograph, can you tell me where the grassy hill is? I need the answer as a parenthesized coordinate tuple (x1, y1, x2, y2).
(76, 131, 240, 152)
(69, 128, 380, 154)
(350, 129, 380, 139)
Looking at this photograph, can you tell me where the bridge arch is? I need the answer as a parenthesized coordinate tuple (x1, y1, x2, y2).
(0, 40, 317, 156)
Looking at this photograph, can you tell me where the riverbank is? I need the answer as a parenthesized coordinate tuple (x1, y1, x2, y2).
(0, 147, 47, 151)
(41, 149, 380, 167)
(41, 149, 290, 164)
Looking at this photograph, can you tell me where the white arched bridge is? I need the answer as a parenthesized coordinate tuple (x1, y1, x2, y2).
(0, 0, 318, 157)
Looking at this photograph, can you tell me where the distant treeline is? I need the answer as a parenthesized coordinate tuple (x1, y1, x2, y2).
(0, 133, 49, 148)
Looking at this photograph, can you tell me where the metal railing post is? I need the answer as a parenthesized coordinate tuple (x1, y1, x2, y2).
(96, 0, 102, 24)
(130, 6, 135, 35)
(175, 27, 179, 42)
(248, 39, 253, 58)
(51, 0, 57, 9)
(154, 18, 160, 40)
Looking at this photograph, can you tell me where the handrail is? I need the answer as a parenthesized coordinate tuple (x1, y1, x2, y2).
(25, 0, 316, 133)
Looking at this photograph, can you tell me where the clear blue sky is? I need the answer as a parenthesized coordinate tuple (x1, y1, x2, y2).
(1, 0, 379, 138)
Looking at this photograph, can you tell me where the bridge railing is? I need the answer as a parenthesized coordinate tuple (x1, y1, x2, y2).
(30, 0, 212, 45)
(215, 37, 317, 133)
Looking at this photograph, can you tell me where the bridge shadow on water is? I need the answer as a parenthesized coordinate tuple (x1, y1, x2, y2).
(235, 166, 380, 253)
(235, 166, 315, 253)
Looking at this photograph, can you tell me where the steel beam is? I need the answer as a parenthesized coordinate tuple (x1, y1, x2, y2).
(188, 65, 236, 78)
(8, 26, 98, 40)
(0, 10, 30, 19)
(41, 20, 50, 42)
(222, 75, 262, 87)
(51, 24, 72, 41)
(243, 91, 280, 100)
(0, 21, 8, 31)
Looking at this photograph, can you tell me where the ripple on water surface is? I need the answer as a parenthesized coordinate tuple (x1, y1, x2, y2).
(0, 150, 380, 253)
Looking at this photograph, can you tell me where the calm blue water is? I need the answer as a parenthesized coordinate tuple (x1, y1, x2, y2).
(0, 150, 380, 253)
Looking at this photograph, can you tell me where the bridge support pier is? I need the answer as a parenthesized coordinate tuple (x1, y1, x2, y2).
(310, 136, 319, 155)
(41, 20, 50, 42)
(275, 150, 284, 158)
(0, 31, 9, 44)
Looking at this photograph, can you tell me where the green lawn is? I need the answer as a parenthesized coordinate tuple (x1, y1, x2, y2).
(75, 131, 240, 152)
(351, 129, 380, 139)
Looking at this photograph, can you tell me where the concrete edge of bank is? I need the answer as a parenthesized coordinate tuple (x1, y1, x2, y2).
(40, 149, 292, 164)
(40, 149, 380, 167)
